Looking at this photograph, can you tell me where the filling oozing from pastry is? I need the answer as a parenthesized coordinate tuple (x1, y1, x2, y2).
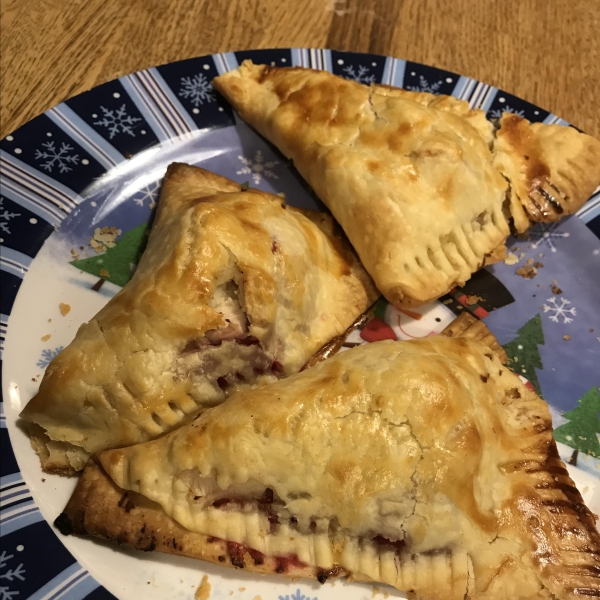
(175, 279, 281, 409)
(57, 336, 600, 599)
(176, 470, 413, 580)
(20, 164, 380, 476)
(29, 277, 285, 474)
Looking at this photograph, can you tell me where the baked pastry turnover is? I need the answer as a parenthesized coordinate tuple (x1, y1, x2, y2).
(20, 163, 377, 474)
(57, 337, 600, 599)
(213, 62, 600, 307)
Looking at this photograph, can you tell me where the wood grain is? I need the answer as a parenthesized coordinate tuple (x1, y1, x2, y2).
(1, 0, 599, 139)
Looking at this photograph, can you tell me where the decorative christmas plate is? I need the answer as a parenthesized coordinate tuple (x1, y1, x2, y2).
(1, 48, 599, 600)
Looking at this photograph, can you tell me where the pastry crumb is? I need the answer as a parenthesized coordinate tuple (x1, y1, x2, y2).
(516, 265, 537, 279)
(465, 294, 484, 306)
(253, 596, 263, 600)
(526, 257, 534, 266)
(563, 335, 571, 341)
(551, 279, 562, 291)
(59, 302, 71, 316)
(590, 328, 595, 333)
(238, 588, 246, 592)
(70, 248, 80, 260)
(90, 226, 121, 253)
(41, 334, 51, 341)
(551, 284, 562, 294)
(229, 593, 233, 597)
(442, 298, 453, 305)
(47, 318, 52, 323)
(195, 575, 211, 600)
(41, 478, 45, 482)
(533, 261, 544, 269)
(99, 268, 110, 278)
(372, 586, 381, 596)
(504, 252, 519, 265)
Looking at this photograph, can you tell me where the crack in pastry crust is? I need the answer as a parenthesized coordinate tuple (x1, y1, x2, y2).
(61, 337, 599, 599)
(20, 163, 378, 474)
(213, 61, 511, 309)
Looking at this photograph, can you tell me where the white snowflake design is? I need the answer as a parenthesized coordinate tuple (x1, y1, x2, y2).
(542, 296, 577, 324)
(528, 222, 570, 253)
(278, 590, 318, 600)
(93, 105, 142, 139)
(406, 75, 443, 94)
(34, 141, 79, 174)
(37, 346, 64, 369)
(237, 151, 279, 185)
(0, 197, 20, 236)
(0, 549, 26, 600)
(133, 180, 160, 208)
(178, 73, 216, 107)
(342, 64, 376, 84)
(488, 105, 526, 119)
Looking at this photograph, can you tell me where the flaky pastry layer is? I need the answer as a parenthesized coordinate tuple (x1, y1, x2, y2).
(493, 114, 600, 232)
(213, 61, 511, 308)
(20, 163, 377, 473)
(60, 337, 599, 599)
(213, 62, 600, 304)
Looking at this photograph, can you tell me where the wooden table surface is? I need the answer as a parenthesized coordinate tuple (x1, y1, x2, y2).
(2, 0, 599, 139)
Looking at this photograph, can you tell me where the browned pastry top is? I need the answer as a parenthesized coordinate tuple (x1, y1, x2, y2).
(86, 337, 599, 600)
(20, 163, 377, 473)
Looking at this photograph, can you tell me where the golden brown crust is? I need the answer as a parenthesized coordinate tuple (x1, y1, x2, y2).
(20, 163, 378, 474)
(501, 441, 600, 599)
(58, 460, 329, 581)
(372, 85, 496, 147)
(60, 444, 600, 599)
(213, 61, 510, 309)
(493, 114, 600, 232)
(86, 337, 599, 599)
(440, 312, 507, 363)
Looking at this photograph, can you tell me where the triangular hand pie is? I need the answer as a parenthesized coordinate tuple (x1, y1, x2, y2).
(20, 163, 377, 474)
(58, 337, 599, 599)
(213, 62, 600, 307)
(213, 62, 510, 308)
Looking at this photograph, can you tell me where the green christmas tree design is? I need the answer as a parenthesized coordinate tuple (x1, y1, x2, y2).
(554, 387, 600, 458)
(372, 296, 388, 320)
(502, 313, 545, 397)
(71, 223, 150, 288)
